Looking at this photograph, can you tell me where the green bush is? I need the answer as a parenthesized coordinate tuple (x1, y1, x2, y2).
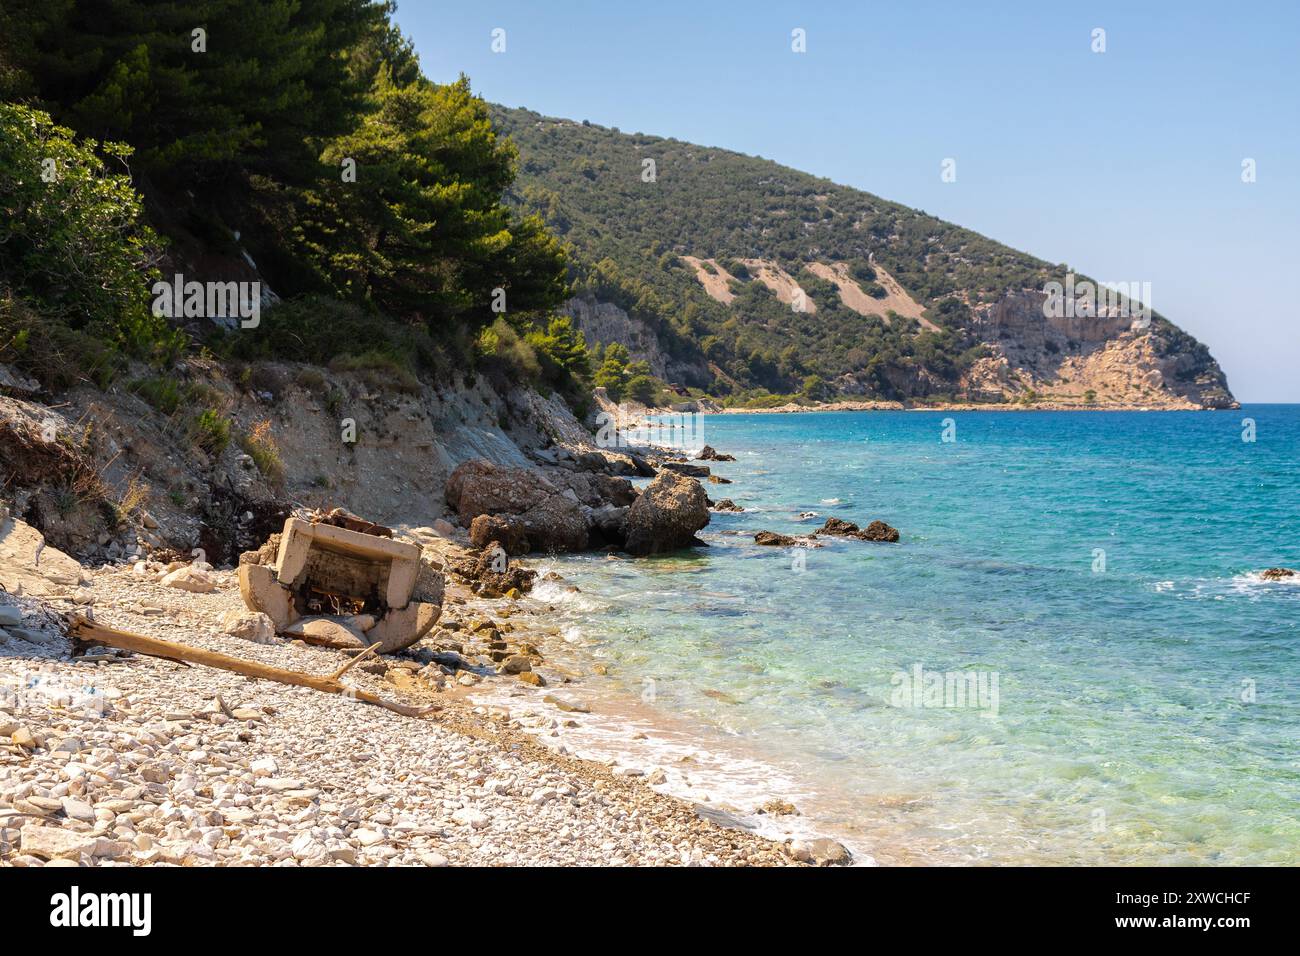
(0, 103, 160, 328)
(128, 376, 183, 414)
(626, 374, 660, 406)
(329, 350, 421, 394)
(0, 103, 186, 386)
(191, 409, 231, 454)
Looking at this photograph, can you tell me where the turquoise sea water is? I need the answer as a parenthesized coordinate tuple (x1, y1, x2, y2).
(545, 407, 1299, 865)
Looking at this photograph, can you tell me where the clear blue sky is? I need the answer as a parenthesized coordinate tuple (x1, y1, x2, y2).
(395, 0, 1299, 402)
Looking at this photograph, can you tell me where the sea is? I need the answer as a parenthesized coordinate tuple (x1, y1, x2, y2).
(496, 406, 1299, 865)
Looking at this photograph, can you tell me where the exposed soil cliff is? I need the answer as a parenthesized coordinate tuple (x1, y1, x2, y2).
(1, 363, 599, 568)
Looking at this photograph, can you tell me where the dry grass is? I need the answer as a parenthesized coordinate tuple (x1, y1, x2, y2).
(238, 419, 284, 484)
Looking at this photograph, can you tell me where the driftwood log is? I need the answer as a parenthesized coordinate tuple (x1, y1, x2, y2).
(66, 615, 436, 719)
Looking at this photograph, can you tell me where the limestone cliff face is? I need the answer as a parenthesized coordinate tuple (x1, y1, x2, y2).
(562, 296, 708, 386)
(962, 290, 1236, 408)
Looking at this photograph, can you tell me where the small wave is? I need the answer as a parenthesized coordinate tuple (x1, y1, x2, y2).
(1232, 570, 1300, 589)
(561, 625, 587, 645)
(1148, 572, 1300, 601)
(528, 579, 603, 613)
(820, 498, 842, 505)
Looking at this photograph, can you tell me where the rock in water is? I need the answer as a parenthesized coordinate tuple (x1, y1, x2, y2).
(623, 471, 710, 556)
(817, 516, 861, 537)
(860, 520, 900, 542)
(754, 531, 797, 546)
(659, 460, 711, 478)
(1261, 567, 1297, 581)
(816, 516, 900, 543)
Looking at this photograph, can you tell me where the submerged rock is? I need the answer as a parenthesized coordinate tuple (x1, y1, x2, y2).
(623, 471, 710, 556)
(787, 837, 852, 866)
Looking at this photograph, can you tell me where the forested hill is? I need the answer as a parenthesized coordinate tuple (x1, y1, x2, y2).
(493, 105, 1236, 409)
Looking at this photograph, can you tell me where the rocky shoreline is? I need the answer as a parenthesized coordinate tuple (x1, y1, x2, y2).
(708, 399, 1227, 414)
(0, 507, 855, 867)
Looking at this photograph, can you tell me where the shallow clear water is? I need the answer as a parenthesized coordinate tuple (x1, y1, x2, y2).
(544, 407, 1299, 864)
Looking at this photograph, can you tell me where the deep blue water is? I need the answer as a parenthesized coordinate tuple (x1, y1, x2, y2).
(546, 407, 1299, 864)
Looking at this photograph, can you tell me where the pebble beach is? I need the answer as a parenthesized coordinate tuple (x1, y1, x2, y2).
(0, 536, 835, 868)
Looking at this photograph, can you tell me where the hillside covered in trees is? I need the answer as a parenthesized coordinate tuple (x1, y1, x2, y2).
(493, 106, 1235, 408)
(0, 0, 591, 407)
(0, 1, 1234, 412)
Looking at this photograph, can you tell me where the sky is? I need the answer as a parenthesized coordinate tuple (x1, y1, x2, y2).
(395, 0, 1299, 402)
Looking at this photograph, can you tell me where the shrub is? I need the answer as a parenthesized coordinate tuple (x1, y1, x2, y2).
(475, 317, 541, 385)
(524, 315, 592, 394)
(128, 377, 183, 415)
(191, 409, 231, 454)
(0, 104, 186, 386)
(0, 291, 122, 390)
(0, 103, 160, 327)
(214, 295, 441, 375)
(328, 350, 421, 394)
(626, 374, 660, 406)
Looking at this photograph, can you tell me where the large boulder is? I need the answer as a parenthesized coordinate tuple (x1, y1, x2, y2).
(543, 469, 638, 508)
(444, 459, 555, 524)
(585, 504, 629, 550)
(446, 459, 626, 555)
(0, 513, 90, 597)
(623, 471, 710, 556)
(469, 514, 530, 555)
(520, 495, 589, 553)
